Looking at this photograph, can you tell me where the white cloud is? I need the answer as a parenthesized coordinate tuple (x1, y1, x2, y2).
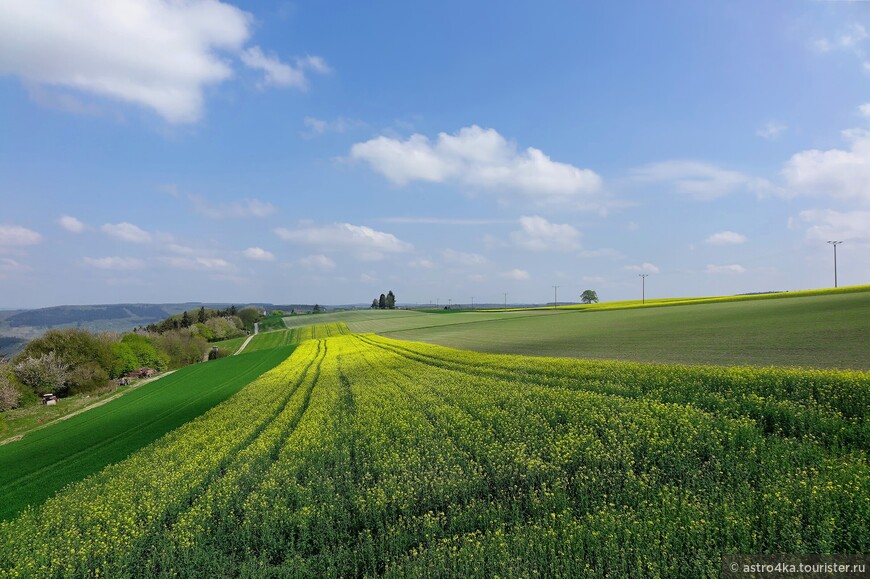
(274, 223, 412, 259)
(796, 209, 870, 242)
(359, 273, 376, 284)
(859, 103, 870, 119)
(302, 116, 365, 137)
(381, 217, 509, 225)
(813, 24, 868, 54)
(442, 249, 487, 267)
(500, 268, 529, 281)
(350, 125, 601, 200)
(299, 254, 335, 270)
(0, 225, 41, 247)
(705, 264, 746, 274)
(782, 128, 870, 204)
(58, 215, 86, 233)
(625, 263, 660, 274)
(0, 0, 251, 123)
(83, 256, 146, 270)
(0, 258, 28, 274)
(101, 222, 151, 243)
(509, 216, 580, 251)
(241, 47, 329, 90)
(579, 248, 623, 259)
(163, 256, 233, 270)
(409, 258, 435, 268)
(190, 195, 277, 219)
(632, 160, 771, 200)
(243, 247, 274, 261)
(706, 231, 747, 245)
(757, 121, 787, 140)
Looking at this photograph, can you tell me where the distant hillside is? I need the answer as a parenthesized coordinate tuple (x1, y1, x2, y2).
(0, 302, 318, 357)
(4, 304, 190, 328)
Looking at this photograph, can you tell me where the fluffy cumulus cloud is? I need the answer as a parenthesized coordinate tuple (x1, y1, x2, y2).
(101, 222, 151, 243)
(509, 216, 580, 251)
(83, 256, 146, 270)
(274, 223, 412, 260)
(241, 48, 329, 89)
(625, 263, 660, 274)
(0, 224, 41, 247)
(706, 231, 747, 245)
(796, 209, 870, 242)
(242, 247, 274, 261)
(350, 125, 601, 201)
(500, 268, 529, 281)
(0, 2, 326, 123)
(705, 264, 746, 274)
(58, 215, 86, 233)
(632, 160, 772, 200)
(0, 0, 252, 123)
(299, 254, 336, 270)
(782, 128, 870, 204)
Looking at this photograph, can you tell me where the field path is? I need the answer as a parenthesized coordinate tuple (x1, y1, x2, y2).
(234, 321, 259, 355)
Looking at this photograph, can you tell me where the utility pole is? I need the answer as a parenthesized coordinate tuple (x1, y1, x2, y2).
(552, 285, 559, 309)
(503, 292, 507, 308)
(448, 298, 451, 309)
(827, 241, 843, 288)
(639, 274, 649, 304)
(470, 296, 474, 310)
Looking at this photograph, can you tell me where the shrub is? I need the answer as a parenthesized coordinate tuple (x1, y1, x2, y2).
(13, 352, 70, 394)
(67, 363, 109, 394)
(0, 363, 20, 412)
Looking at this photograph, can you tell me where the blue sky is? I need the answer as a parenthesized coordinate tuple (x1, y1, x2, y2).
(2, 1, 870, 308)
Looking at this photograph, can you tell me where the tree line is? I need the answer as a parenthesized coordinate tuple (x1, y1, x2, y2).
(0, 305, 273, 413)
(371, 291, 396, 309)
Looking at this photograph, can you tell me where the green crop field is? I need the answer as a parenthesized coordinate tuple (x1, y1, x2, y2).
(381, 290, 870, 370)
(0, 346, 293, 521)
(210, 335, 246, 354)
(245, 322, 350, 352)
(1, 334, 865, 577)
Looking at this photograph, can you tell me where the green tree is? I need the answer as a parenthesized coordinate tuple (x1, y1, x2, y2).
(386, 290, 396, 309)
(581, 289, 599, 304)
(378, 294, 386, 309)
(120, 333, 168, 370)
(197, 306, 207, 324)
(371, 299, 378, 309)
(238, 307, 261, 331)
(312, 304, 322, 313)
(181, 311, 192, 328)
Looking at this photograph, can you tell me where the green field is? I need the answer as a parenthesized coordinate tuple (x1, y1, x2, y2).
(210, 335, 247, 354)
(1, 334, 865, 577)
(0, 346, 294, 521)
(245, 322, 350, 353)
(388, 291, 870, 369)
(271, 290, 870, 370)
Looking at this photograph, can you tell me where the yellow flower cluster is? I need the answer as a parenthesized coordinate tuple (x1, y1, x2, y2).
(1, 334, 866, 577)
